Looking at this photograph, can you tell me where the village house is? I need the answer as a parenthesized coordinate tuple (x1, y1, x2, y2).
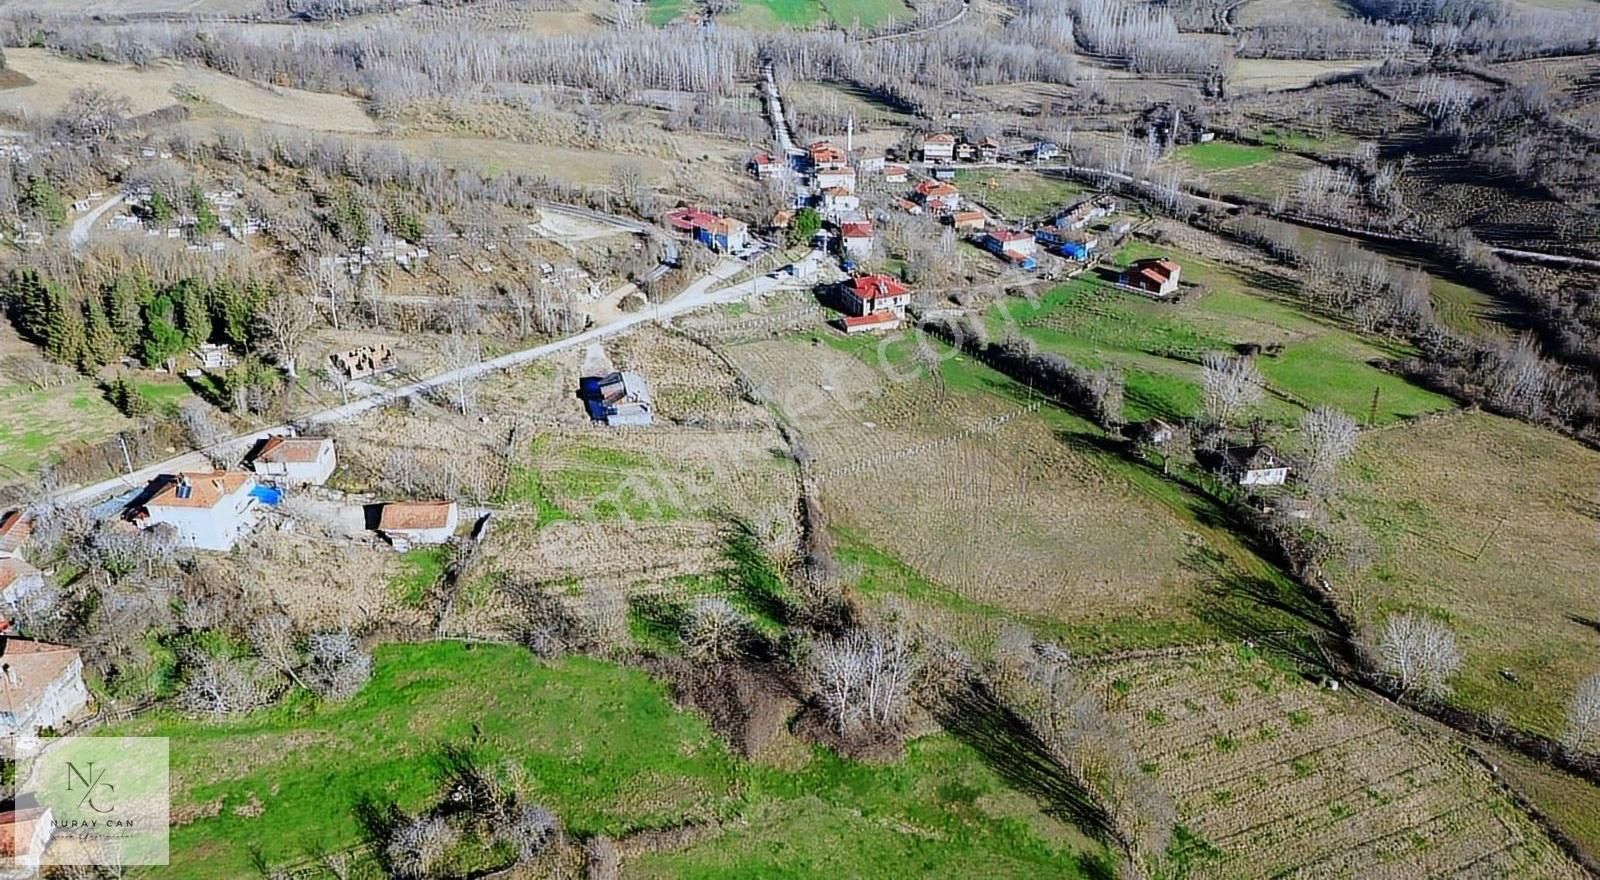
(842, 274, 912, 319)
(580, 371, 654, 426)
(950, 209, 987, 232)
(1032, 141, 1060, 162)
(665, 208, 750, 253)
(955, 142, 977, 162)
(896, 198, 923, 215)
(914, 180, 961, 214)
(136, 471, 262, 551)
(0, 638, 90, 736)
(817, 187, 861, 220)
(808, 140, 847, 170)
(1220, 445, 1291, 488)
(979, 229, 1039, 268)
(748, 152, 783, 179)
(248, 435, 337, 486)
(977, 137, 1002, 162)
(0, 797, 53, 869)
(813, 165, 857, 193)
(838, 220, 876, 260)
(921, 133, 957, 163)
(882, 165, 909, 183)
(1057, 196, 1119, 230)
(1035, 226, 1099, 260)
(841, 311, 902, 334)
(330, 344, 398, 381)
(1119, 257, 1182, 297)
(0, 558, 44, 612)
(0, 511, 30, 560)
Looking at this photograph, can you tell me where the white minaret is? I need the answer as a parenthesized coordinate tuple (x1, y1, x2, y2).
(847, 115, 854, 154)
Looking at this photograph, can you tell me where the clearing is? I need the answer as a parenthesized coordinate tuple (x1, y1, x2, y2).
(1326, 410, 1600, 739)
(0, 49, 378, 133)
(117, 642, 1113, 879)
(952, 169, 1086, 220)
(1092, 646, 1586, 878)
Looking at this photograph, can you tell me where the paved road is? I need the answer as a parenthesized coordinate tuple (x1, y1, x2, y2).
(54, 256, 765, 508)
(67, 193, 125, 255)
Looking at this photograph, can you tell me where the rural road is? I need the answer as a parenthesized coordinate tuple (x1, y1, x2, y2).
(68, 193, 125, 255)
(53, 254, 781, 508)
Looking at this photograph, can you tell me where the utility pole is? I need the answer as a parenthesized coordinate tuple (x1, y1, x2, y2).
(115, 433, 133, 475)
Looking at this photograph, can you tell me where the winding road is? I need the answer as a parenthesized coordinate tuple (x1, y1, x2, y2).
(67, 193, 125, 255)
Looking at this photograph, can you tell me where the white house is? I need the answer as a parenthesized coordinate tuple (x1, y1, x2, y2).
(0, 558, 44, 612)
(839, 220, 876, 260)
(0, 638, 89, 737)
(249, 435, 337, 486)
(0, 511, 30, 560)
(138, 471, 262, 551)
(921, 133, 957, 163)
(818, 188, 860, 220)
(378, 501, 460, 550)
(1226, 446, 1291, 488)
(813, 166, 857, 193)
(0, 800, 53, 869)
(844, 274, 912, 318)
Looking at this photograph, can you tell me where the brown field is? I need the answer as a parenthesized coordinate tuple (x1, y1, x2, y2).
(1326, 411, 1600, 739)
(1234, 0, 1353, 25)
(728, 336, 1210, 629)
(1228, 58, 1386, 92)
(1091, 648, 1586, 878)
(0, 49, 379, 133)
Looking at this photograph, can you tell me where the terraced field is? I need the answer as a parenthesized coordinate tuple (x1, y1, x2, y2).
(1091, 648, 1585, 879)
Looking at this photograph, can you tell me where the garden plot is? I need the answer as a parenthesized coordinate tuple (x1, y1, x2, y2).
(728, 336, 1210, 628)
(1090, 648, 1585, 879)
(1325, 411, 1600, 739)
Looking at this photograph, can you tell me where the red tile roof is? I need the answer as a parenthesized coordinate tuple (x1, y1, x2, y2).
(843, 311, 901, 329)
(0, 558, 40, 593)
(378, 501, 457, 532)
(254, 436, 330, 465)
(915, 180, 958, 197)
(923, 133, 956, 144)
(0, 512, 30, 554)
(851, 274, 910, 299)
(147, 471, 254, 510)
(840, 220, 875, 238)
(987, 229, 1032, 242)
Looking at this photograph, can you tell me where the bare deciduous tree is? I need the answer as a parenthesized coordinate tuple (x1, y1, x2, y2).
(501, 803, 559, 864)
(806, 626, 917, 737)
(175, 647, 271, 720)
(306, 628, 373, 700)
(1375, 613, 1461, 700)
(255, 292, 316, 378)
(1200, 351, 1264, 430)
(248, 613, 307, 689)
(385, 814, 457, 880)
(681, 597, 749, 663)
(1298, 405, 1358, 494)
(1563, 670, 1600, 755)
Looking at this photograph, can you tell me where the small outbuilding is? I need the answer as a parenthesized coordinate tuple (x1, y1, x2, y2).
(1120, 258, 1182, 298)
(580, 371, 655, 426)
(1221, 445, 1290, 487)
(248, 435, 337, 486)
(378, 500, 460, 550)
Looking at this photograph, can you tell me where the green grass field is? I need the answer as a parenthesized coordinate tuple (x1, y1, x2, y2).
(712, 0, 912, 28)
(1175, 141, 1276, 171)
(953, 170, 1086, 220)
(115, 643, 1114, 879)
(989, 242, 1455, 427)
(388, 546, 450, 607)
(0, 378, 132, 479)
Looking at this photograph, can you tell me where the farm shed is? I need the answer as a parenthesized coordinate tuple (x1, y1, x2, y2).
(378, 500, 460, 550)
(1119, 258, 1182, 298)
(580, 371, 655, 426)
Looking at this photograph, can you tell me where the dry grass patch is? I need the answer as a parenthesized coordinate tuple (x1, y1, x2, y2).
(0, 49, 377, 132)
(730, 337, 1208, 625)
(1092, 647, 1586, 878)
(1326, 411, 1600, 739)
